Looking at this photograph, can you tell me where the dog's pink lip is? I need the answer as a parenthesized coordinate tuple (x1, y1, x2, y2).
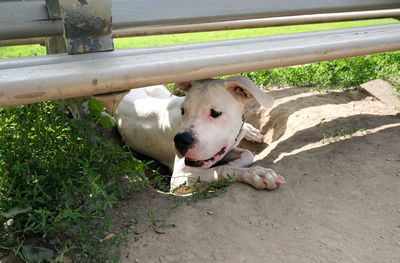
(175, 150, 183, 159)
(184, 147, 227, 168)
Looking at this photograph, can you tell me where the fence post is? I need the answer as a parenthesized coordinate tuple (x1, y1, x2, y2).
(44, 0, 94, 120)
(58, 0, 114, 55)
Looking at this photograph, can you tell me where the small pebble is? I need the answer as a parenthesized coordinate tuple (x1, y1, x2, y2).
(6, 218, 14, 226)
(207, 211, 214, 215)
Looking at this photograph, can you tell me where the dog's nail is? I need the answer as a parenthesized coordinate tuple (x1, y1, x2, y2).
(276, 174, 286, 184)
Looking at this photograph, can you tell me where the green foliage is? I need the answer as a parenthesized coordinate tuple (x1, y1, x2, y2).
(389, 75, 400, 94)
(20, 244, 54, 263)
(0, 101, 146, 262)
(0, 45, 45, 58)
(318, 119, 369, 144)
(184, 176, 236, 204)
(88, 98, 116, 130)
(146, 208, 176, 234)
(247, 51, 400, 90)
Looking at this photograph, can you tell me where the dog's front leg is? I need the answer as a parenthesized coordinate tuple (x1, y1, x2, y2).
(197, 165, 285, 191)
(221, 147, 254, 168)
(243, 123, 264, 143)
(171, 157, 285, 193)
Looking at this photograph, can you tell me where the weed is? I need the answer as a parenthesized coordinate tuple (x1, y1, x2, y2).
(169, 204, 182, 211)
(122, 212, 137, 226)
(146, 208, 175, 234)
(319, 121, 369, 143)
(185, 176, 236, 204)
(388, 74, 400, 97)
(146, 168, 171, 193)
(316, 118, 327, 128)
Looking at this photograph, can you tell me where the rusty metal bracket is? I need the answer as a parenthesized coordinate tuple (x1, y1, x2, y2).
(45, 0, 62, 19)
(58, 0, 114, 55)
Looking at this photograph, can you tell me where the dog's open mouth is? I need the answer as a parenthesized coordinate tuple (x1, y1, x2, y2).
(184, 147, 226, 168)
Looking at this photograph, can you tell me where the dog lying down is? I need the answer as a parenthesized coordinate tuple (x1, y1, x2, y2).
(95, 76, 285, 194)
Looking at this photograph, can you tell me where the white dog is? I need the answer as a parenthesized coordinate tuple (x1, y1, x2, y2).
(96, 76, 285, 193)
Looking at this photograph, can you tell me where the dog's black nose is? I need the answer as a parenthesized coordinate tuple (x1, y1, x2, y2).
(174, 131, 195, 156)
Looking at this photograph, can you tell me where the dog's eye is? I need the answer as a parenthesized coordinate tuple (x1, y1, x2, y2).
(210, 109, 222, 118)
(181, 107, 185, 115)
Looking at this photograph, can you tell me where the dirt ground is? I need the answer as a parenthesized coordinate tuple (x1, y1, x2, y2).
(112, 85, 400, 263)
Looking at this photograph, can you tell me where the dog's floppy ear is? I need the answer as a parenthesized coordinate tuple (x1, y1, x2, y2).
(172, 81, 193, 94)
(172, 79, 211, 94)
(225, 76, 274, 108)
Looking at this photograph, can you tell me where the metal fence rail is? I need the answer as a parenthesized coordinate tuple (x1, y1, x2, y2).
(1, 0, 399, 41)
(1, 24, 400, 107)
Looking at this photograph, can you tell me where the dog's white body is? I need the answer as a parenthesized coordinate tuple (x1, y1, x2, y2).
(116, 86, 183, 169)
(107, 76, 284, 193)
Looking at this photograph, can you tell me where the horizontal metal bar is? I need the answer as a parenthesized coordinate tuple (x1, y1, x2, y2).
(0, 37, 45, 47)
(113, 9, 400, 38)
(0, 1, 63, 40)
(2, 24, 396, 70)
(1, 0, 400, 41)
(1, 24, 399, 107)
(111, 0, 400, 29)
(1, 9, 399, 46)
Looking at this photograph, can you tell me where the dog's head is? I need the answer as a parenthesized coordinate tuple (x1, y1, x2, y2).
(173, 76, 274, 168)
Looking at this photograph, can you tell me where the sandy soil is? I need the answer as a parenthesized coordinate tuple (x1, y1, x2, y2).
(112, 86, 400, 263)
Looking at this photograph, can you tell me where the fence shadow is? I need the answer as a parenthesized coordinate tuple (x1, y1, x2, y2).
(255, 113, 400, 166)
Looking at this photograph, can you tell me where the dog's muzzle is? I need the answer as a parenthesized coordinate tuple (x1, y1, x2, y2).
(174, 131, 195, 158)
(174, 131, 228, 168)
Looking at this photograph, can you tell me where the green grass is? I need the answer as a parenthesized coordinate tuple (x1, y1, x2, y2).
(246, 52, 400, 91)
(0, 101, 148, 262)
(317, 119, 370, 144)
(0, 44, 45, 59)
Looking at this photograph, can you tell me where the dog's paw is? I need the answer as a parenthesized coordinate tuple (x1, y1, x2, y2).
(246, 166, 285, 190)
(243, 123, 264, 143)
